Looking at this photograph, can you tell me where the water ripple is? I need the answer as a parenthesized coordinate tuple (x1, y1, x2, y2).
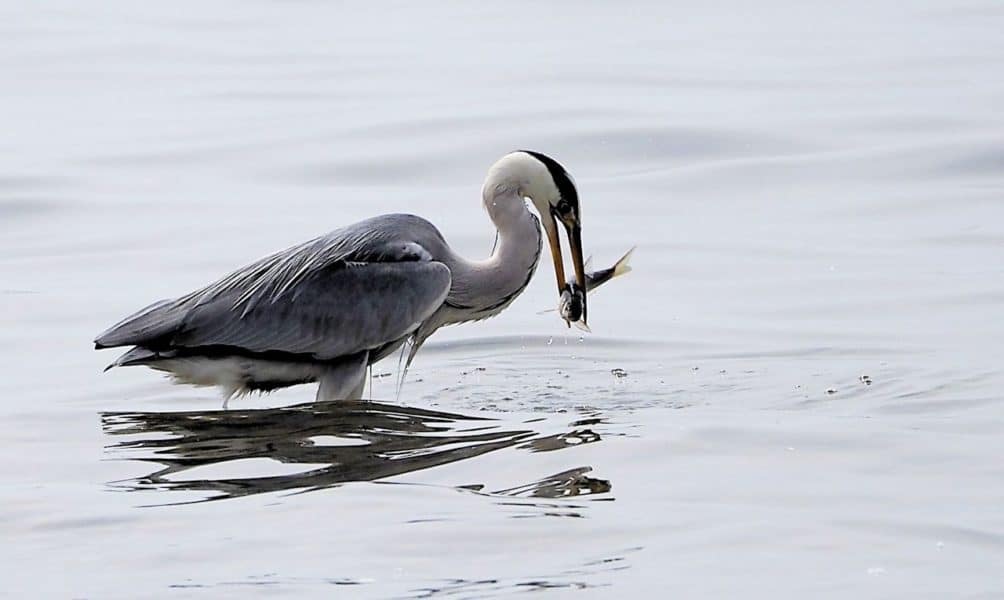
(103, 399, 611, 506)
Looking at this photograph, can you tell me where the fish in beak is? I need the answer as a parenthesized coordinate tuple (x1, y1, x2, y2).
(566, 221, 587, 326)
(557, 247, 634, 330)
(542, 208, 587, 328)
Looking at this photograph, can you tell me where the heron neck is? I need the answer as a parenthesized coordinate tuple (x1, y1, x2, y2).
(485, 189, 541, 273)
(448, 189, 541, 313)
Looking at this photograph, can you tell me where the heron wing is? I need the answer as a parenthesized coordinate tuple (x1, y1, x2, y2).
(171, 261, 450, 360)
(95, 214, 452, 361)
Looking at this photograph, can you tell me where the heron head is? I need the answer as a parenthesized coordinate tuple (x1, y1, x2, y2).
(516, 150, 587, 327)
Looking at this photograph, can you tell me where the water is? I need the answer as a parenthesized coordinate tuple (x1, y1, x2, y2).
(3, 1, 1003, 597)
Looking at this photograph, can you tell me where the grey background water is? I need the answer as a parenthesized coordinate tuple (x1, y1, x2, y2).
(2, 1, 1003, 597)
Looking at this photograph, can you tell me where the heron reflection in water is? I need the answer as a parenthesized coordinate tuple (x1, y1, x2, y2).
(95, 151, 593, 406)
(102, 399, 610, 504)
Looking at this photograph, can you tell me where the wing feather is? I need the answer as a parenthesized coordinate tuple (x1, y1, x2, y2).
(172, 261, 450, 360)
(95, 214, 452, 361)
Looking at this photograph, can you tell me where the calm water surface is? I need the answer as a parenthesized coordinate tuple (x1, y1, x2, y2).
(2, 1, 1003, 597)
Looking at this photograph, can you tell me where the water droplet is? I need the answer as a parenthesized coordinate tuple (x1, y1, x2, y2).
(547, 337, 553, 346)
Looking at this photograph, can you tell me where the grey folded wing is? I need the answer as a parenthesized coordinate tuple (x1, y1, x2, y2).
(95, 216, 452, 361)
(96, 262, 451, 361)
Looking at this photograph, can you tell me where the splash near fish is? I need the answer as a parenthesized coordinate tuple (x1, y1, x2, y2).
(556, 247, 634, 331)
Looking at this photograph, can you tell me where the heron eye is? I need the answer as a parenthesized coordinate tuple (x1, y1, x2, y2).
(556, 200, 573, 216)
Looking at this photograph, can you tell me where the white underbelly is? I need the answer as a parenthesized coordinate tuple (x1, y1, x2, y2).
(150, 356, 323, 397)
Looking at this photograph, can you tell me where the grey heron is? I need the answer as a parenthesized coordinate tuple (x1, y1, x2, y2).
(95, 150, 587, 405)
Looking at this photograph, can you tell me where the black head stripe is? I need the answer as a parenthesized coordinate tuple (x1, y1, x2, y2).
(520, 150, 579, 211)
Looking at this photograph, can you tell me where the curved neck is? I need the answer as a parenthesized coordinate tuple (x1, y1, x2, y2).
(445, 188, 542, 313)
(483, 187, 541, 268)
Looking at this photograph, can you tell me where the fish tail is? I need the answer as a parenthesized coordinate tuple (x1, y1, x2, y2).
(612, 246, 635, 278)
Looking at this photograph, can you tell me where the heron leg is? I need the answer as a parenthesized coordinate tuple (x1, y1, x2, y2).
(316, 352, 369, 402)
(349, 373, 367, 402)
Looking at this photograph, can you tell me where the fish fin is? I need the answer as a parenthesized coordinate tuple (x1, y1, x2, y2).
(612, 246, 635, 278)
(584, 255, 593, 271)
(573, 320, 592, 333)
